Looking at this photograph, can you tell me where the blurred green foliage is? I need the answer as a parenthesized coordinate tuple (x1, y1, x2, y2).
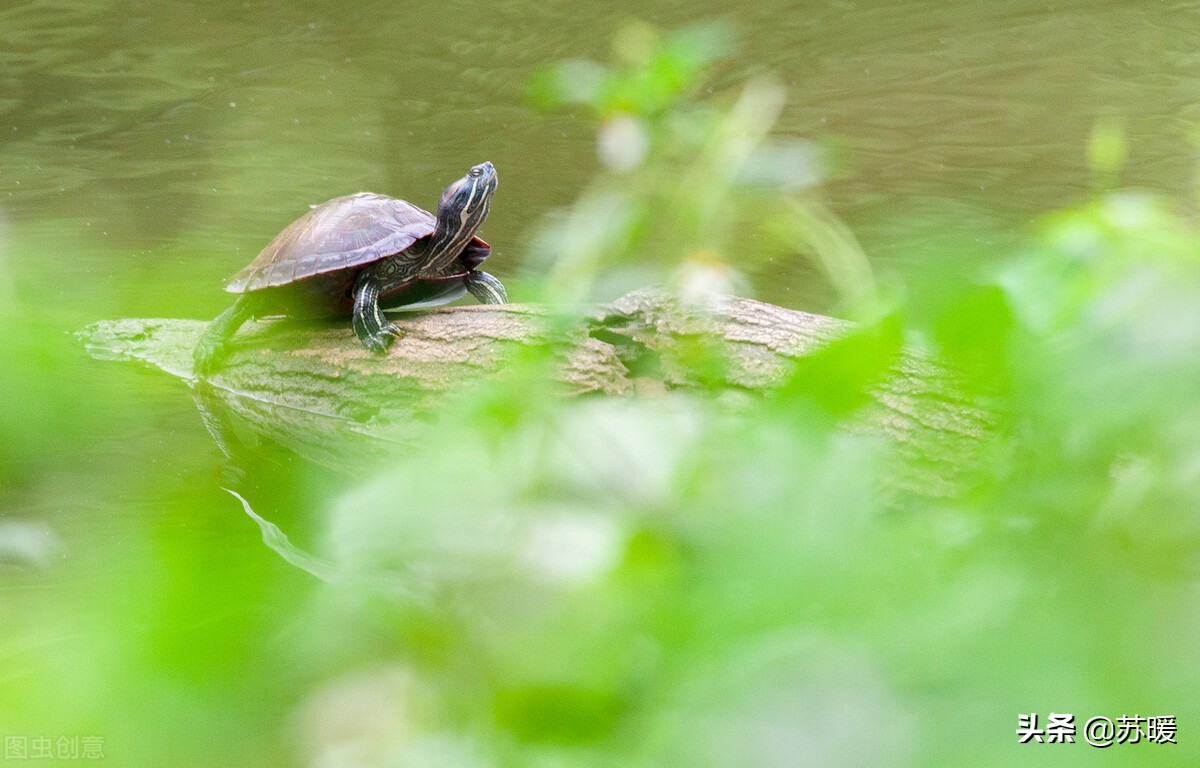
(2, 19, 1200, 768)
(525, 21, 875, 316)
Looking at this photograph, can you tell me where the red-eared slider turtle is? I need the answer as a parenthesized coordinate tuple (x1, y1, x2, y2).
(192, 161, 506, 374)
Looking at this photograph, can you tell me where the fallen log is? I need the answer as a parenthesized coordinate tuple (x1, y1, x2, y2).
(80, 290, 991, 498)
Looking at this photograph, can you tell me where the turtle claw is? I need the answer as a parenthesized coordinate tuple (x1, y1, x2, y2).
(358, 322, 403, 354)
(360, 331, 391, 354)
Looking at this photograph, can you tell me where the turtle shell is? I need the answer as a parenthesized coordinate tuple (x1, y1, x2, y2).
(226, 192, 489, 294)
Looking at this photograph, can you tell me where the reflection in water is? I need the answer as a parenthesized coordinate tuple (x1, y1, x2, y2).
(191, 375, 393, 474)
(224, 487, 342, 583)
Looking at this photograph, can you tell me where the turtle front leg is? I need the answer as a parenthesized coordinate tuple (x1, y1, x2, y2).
(464, 270, 508, 304)
(352, 270, 402, 353)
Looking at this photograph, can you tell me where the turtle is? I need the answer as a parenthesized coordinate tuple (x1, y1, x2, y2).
(192, 161, 506, 375)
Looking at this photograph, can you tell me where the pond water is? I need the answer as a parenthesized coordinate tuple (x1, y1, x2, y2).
(2, 0, 1198, 764)
(5, 0, 1199, 312)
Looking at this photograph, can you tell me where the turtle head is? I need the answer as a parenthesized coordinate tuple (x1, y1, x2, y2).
(424, 162, 497, 269)
(436, 161, 498, 239)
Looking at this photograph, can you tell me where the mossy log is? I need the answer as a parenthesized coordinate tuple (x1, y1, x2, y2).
(81, 290, 991, 497)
